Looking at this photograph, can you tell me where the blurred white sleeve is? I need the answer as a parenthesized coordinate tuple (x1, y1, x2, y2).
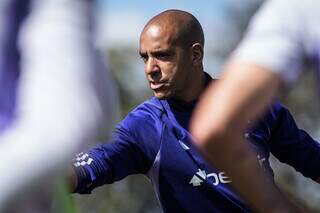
(231, 0, 307, 84)
(0, 0, 118, 205)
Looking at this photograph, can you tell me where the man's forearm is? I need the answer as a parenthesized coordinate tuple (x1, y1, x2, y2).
(191, 62, 299, 212)
(200, 130, 298, 213)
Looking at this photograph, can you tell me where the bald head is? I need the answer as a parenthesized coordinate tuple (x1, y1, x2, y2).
(141, 10, 204, 49)
(139, 10, 206, 102)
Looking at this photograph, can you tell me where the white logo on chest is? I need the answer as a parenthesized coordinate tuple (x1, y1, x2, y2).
(189, 169, 232, 187)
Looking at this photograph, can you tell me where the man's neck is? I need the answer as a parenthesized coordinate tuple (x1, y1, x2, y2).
(179, 71, 207, 102)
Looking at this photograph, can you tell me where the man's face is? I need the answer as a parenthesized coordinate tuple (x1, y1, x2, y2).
(139, 25, 193, 100)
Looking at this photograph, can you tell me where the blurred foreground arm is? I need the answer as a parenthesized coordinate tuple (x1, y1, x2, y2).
(190, 62, 301, 212)
(191, 0, 315, 211)
(0, 0, 117, 206)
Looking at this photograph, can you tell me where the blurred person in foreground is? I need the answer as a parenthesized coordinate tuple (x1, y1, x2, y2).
(0, 0, 117, 211)
(191, 0, 320, 212)
(69, 9, 320, 212)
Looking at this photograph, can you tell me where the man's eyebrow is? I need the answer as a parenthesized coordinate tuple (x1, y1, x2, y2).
(139, 51, 146, 56)
(151, 48, 173, 55)
(139, 48, 173, 57)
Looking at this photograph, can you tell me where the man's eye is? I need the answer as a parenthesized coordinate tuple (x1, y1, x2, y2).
(157, 53, 170, 60)
(140, 55, 148, 62)
(159, 53, 166, 58)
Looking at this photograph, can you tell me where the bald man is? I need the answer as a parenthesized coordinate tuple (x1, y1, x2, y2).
(69, 10, 320, 212)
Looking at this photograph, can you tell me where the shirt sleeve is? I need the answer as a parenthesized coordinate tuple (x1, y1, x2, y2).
(232, 0, 305, 84)
(73, 111, 162, 194)
(268, 103, 320, 179)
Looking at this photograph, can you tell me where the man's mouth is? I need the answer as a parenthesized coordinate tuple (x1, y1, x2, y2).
(150, 82, 166, 90)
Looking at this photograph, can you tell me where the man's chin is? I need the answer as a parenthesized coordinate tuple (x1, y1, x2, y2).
(154, 91, 171, 100)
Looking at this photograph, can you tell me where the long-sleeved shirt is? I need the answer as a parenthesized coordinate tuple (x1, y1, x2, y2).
(74, 74, 320, 212)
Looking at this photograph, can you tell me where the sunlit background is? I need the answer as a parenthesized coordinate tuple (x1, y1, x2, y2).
(71, 0, 320, 212)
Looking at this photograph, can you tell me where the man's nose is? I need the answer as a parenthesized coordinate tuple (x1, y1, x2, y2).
(145, 57, 159, 75)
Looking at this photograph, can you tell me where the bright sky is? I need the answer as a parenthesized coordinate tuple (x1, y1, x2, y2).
(95, 0, 229, 48)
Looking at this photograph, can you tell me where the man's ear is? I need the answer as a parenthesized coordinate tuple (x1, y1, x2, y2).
(191, 43, 204, 65)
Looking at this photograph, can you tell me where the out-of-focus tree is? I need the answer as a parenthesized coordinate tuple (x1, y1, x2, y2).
(108, 47, 152, 116)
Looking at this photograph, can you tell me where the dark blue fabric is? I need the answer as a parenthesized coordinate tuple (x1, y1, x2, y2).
(0, 0, 30, 131)
(73, 75, 320, 212)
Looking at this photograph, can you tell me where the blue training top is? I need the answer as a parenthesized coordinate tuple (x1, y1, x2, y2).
(73, 75, 320, 212)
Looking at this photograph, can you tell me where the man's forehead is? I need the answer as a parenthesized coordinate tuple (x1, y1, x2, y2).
(146, 25, 161, 38)
(140, 24, 176, 47)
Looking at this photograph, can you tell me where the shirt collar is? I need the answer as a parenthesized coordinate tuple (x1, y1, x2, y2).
(167, 72, 214, 112)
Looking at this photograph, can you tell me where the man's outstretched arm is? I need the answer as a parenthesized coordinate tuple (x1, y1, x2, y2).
(190, 62, 301, 212)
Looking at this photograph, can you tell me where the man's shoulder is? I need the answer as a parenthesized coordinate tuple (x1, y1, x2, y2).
(115, 97, 164, 153)
(128, 97, 164, 119)
(134, 97, 164, 113)
(253, 101, 291, 132)
(268, 101, 289, 119)
(119, 97, 165, 132)
(250, 101, 285, 128)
